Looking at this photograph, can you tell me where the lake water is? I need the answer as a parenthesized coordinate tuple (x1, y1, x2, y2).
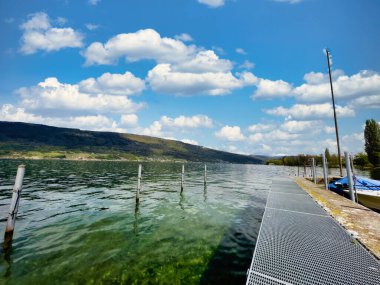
(0, 160, 371, 284)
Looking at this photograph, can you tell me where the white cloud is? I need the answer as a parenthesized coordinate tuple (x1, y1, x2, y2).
(272, 0, 302, 4)
(248, 133, 264, 143)
(83, 28, 196, 66)
(253, 70, 380, 109)
(85, 23, 99, 31)
(0, 104, 44, 123)
(20, 12, 83, 54)
(88, 0, 101, 5)
(141, 114, 213, 138)
(324, 126, 335, 134)
(348, 94, 380, 109)
(173, 50, 233, 73)
(79, 71, 145, 96)
(174, 33, 193, 42)
(215, 125, 245, 141)
(239, 60, 255, 70)
(181, 139, 199, 145)
(265, 103, 355, 119)
(248, 123, 274, 132)
(120, 114, 138, 126)
(0, 104, 126, 133)
(147, 64, 256, 96)
(17, 77, 144, 114)
(198, 0, 225, 8)
(142, 121, 163, 137)
(160, 115, 213, 128)
(56, 17, 67, 25)
(235, 48, 247, 55)
(253, 78, 293, 99)
(294, 70, 380, 102)
(280, 120, 320, 133)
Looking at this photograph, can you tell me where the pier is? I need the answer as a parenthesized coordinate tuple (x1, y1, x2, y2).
(246, 177, 380, 285)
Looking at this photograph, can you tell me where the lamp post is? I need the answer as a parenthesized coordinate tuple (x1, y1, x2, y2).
(325, 49, 343, 177)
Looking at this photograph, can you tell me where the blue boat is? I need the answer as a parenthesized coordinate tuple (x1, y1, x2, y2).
(329, 176, 380, 210)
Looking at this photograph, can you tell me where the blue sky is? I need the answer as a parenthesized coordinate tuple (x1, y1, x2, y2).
(1, 0, 379, 155)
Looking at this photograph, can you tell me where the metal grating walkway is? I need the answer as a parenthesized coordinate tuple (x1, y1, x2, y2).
(246, 177, 380, 285)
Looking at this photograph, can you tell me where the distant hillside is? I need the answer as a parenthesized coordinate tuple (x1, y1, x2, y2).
(0, 121, 263, 164)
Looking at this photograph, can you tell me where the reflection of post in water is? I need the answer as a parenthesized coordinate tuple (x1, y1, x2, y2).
(2, 232, 13, 275)
(203, 183, 207, 202)
(179, 193, 185, 210)
(133, 202, 140, 235)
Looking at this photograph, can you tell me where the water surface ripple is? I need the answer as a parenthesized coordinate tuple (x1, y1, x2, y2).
(0, 160, 364, 284)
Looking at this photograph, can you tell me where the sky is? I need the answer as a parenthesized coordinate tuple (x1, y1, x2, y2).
(0, 0, 379, 156)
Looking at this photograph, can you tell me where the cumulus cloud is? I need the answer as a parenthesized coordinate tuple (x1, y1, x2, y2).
(215, 125, 245, 141)
(280, 120, 321, 133)
(348, 95, 380, 109)
(120, 114, 138, 126)
(20, 12, 83, 54)
(248, 123, 275, 132)
(239, 60, 255, 70)
(160, 115, 213, 128)
(147, 64, 256, 95)
(253, 78, 293, 99)
(83, 29, 259, 96)
(88, 0, 101, 5)
(198, 0, 225, 8)
(142, 121, 163, 137)
(174, 33, 193, 42)
(78, 71, 145, 96)
(141, 115, 213, 138)
(294, 70, 380, 102)
(0, 104, 126, 132)
(83, 28, 196, 66)
(254, 69, 380, 107)
(265, 103, 355, 119)
(85, 23, 99, 31)
(181, 139, 199, 145)
(272, 0, 302, 3)
(17, 77, 144, 115)
(173, 50, 233, 73)
(235, 48, 247, 55)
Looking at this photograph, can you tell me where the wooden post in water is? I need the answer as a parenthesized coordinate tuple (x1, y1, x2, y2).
(345, 152, 355, 202)
(4, 165, 25, 246)
(204, 164, 207, 185)
(181, 164, 184, 193)
(136, 164, 142, 203)
(322, 152, 328, 190)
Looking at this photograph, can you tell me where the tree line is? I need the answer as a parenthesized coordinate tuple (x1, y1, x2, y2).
(266, 119, 380, 171)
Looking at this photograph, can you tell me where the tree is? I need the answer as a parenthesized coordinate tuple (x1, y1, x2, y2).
(364, 119, 380, 166)
(353, 153, 370, 169)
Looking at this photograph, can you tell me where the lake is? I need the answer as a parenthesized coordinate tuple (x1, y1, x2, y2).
(0, 160, 371, 284)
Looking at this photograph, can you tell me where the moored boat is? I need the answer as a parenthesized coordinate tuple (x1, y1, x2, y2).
(328, 176, 380, 211)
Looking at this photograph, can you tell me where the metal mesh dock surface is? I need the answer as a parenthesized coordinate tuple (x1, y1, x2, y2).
(246, 178, 380, 285)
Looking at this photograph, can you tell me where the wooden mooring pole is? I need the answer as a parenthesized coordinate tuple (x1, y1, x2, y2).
(181, 164, 184, 193)
(4, 165, 25, 247)
(204, 164, 207, 185)
(136, 164, 142, 203)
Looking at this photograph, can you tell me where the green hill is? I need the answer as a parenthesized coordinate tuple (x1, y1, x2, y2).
(0, 121, 263, 164)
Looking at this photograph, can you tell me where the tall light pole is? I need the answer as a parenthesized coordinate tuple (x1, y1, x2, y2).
(325, 49, 343, 177)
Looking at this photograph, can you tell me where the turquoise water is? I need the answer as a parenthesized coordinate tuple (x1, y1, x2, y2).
(0, 160, 365, 284)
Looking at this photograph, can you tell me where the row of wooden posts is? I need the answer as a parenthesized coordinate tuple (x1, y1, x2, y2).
(4, 156, 358, 248)
(3, 163, 207, 247)
(136, 164, 207, 202)
(310, 151, 357, 203)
